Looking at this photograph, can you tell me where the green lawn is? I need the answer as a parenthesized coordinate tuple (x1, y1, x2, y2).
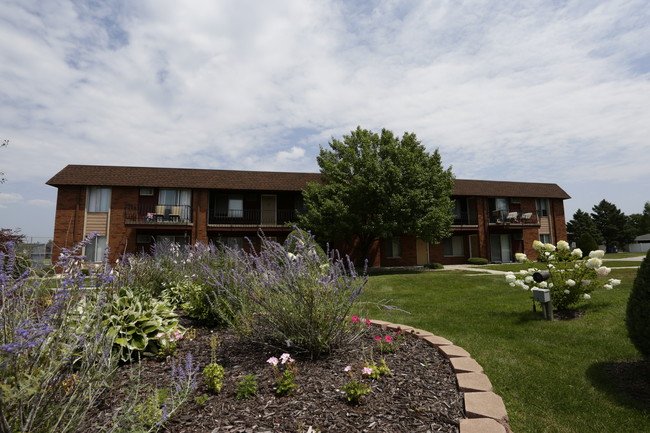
(361, 267, 650, 433)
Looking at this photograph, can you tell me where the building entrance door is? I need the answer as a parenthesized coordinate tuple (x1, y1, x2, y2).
(416, 239, 429, 265)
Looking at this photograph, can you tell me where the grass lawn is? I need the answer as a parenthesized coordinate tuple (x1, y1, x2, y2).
(361, 267, 650, 433)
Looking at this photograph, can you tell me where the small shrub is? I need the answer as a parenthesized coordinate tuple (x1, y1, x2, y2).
(424, 262, 444, 269)
(235, 374, 258, 399)
(203, 363, 225, 394)
(626, 249, 650, 359)
(467, 257, 488, 265)
(267, 353, 297, 396)
(103, 287, 184, 362)
(576, 233, 598, 258)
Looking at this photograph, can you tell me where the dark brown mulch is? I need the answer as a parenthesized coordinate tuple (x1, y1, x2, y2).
(84, 316, 464, 433)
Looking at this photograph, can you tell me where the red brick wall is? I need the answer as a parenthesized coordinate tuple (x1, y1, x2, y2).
(51, 186, 86, 264)
(108, 186, 139, 263)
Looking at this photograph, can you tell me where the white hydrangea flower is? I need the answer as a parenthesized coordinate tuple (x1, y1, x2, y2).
(505, 272, 517, 283)
(538, 281, 548, 288)
(589, 250, 605, 259)
(609, 278, 621, 286)
(564, 289, 571, 294)
(557, 240, 570, 251)
(586, 258, 602, 269)
(583, 293, 591, 300)
(595, 267, 611, 276)
(545, 243, 556, 251)
(566, 279, 576, 287)
(533, 240, 544, 250)
(515, 253, 527, 263)
(604, 284, 613, 290)
(520, 270, 528, 275)
(571, 248, 583, 258)
(525, 276, 534, 283)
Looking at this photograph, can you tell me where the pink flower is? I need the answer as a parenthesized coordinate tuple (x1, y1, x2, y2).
(280, 353, 294, 364)
(350, 315, 360, 323)
(344, 365, 352, 372)
(362, 367, 373, 376)
(155, 332, 165, 339)
(395, 330, 401, 335)
(267, 357, 279, 366)
(365, 319, 371, 327)
(384, 335, 393, 342)
(374, 336, 382, 341)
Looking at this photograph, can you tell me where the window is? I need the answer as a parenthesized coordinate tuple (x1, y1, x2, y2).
(537, 199, 549, 217)
(223, 237, 244, 249)
(85, 235, 107, 261)
(453, 200, 462, 219)
(139, 187, 154, 196)
(386, 237, 401, 258)
(156, 235, 189, 245)
(228, 195, 244, 218)
(444, 236, 464, 257)
(159, 189, 191, 206)
(540, 234, 552, 244)
(88, 187, 111, 212)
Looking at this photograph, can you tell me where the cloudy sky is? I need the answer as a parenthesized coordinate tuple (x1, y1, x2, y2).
(1, 0, 649, 240)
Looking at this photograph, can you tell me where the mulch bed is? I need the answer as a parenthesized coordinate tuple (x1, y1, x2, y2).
(83, 316, 465, 432)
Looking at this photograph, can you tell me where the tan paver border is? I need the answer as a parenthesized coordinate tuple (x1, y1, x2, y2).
(370, 320, 513, 433)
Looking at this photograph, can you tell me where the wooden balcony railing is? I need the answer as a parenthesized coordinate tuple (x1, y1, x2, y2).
(124, 204, 193, 224)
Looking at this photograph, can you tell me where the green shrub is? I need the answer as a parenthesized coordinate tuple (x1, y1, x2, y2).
(626, 249, 650, 359)
(576, 233, 598, 258)
(103, 287, 184, 361)
(467, 257, 489, 265)
(203, 363, 225, 393)
(235, 374, 258, 399)
(424, 262, 444, 269)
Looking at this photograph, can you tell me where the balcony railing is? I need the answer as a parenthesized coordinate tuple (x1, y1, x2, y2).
(489, 210, 540, 225)
(125, 204, 193, 224)
(209, 209, 298, 226)
(452, 211, 479, 226)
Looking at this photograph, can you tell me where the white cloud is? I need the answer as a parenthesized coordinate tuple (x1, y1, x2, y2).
(0, 192, 23, 205)
(0, 0, 649, 234)
(26, 199, 54, 208)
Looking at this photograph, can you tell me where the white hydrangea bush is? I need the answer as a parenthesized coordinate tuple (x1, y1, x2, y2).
(505, 240, 621, 310)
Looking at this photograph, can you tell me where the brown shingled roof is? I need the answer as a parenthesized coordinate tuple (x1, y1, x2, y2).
(452, 179, 570, 199)
(46, 165, 570, 199)
(46, 165, 322, 192)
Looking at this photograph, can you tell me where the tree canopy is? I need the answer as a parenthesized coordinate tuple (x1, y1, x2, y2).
(591, 199, 636, 251)
(567, 209, 602, 245)
(298, 127, 455, 262)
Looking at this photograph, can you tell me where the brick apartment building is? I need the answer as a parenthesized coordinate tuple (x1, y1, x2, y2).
(47, 165, 570, 266)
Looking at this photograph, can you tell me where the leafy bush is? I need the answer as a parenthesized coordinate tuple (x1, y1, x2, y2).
(626, 249, 650, 359)
(424, 262, 444, 269)
(103, 287, 184, 361)
(207, 230, 368, 358)
(576, 233, 598, 258)
(235, 374, 258, 399)
(0, 237, 118, 433)
(467, 257, 488, 265)
(506, 240, 621, 310)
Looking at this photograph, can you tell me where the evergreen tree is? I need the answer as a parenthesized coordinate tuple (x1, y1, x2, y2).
(567, 209, 602, 245)
(591, 200, 635, 252)
(626, 249, 650, 360)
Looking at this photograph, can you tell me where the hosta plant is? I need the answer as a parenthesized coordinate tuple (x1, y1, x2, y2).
(505, 240, 621, 310)
(103, 287, 184, 361)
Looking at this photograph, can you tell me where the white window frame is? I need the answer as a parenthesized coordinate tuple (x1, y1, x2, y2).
(85, 235, 107, 262)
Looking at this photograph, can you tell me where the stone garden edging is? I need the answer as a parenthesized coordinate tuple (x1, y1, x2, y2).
(369, 320, 513, 433)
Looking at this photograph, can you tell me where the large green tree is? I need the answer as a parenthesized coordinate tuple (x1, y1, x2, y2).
(566, 209, 602, 245)
(628, 202, 650, 237)
(591, 199, 636, 252)
(298, 127, 455, 263)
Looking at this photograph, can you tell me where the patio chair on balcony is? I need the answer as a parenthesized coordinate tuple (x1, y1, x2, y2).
(521, 212, 533, 222)
(506, 211, 519, 223)
(154, 205, 166, 222)
(169, 206, 182, 222)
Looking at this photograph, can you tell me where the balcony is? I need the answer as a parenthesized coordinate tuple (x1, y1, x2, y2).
(208, 209, 298, 227)
(124, 204, 193, 225)
(489, 210, 540, 225)
(452, 211, 479, 226)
